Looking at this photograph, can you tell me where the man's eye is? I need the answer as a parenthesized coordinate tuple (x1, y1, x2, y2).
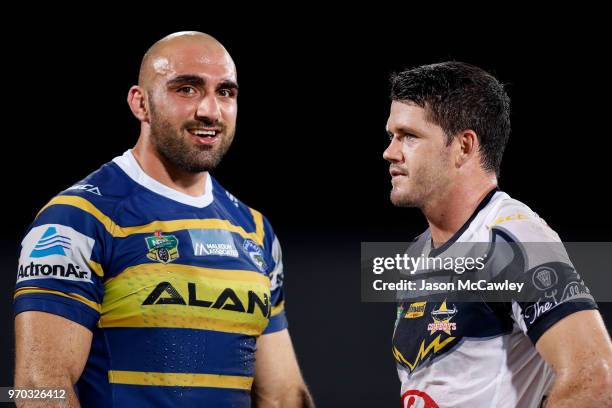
(218, 88, 235, 97)
(177, 86, 196, 95)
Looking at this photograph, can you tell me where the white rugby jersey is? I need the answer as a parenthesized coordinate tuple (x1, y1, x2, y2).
(392, 189, 597, 408)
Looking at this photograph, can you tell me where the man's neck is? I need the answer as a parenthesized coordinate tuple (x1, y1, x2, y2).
(132, 137, 207, 197)
(423, 179, 497, 248)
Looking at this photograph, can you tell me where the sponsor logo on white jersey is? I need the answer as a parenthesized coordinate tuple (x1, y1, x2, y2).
(402, 389, 439, 408)
(17, 224, 95, 283)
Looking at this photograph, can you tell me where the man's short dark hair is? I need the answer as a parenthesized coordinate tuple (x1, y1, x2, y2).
(390, 61, 511, 175)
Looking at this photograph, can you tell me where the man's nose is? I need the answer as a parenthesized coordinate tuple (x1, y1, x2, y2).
(383, 137, 403, 163)
(196, 93, 221, 123)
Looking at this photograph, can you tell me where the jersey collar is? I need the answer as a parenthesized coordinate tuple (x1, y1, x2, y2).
(428, 187, 499, 257)
(112, 149, 214, 208)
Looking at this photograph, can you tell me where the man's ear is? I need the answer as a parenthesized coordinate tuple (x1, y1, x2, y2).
(455, 129, 479, 168)
(127, 86, 149, 122)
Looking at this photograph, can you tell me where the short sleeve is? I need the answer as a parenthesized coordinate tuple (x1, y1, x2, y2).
(14, 197, 108, 331)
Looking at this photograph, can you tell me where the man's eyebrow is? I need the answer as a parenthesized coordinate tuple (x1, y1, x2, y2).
(387, 127, 420, 137)
(217, 79, 239, 91)
(166, 75, 206, 87)
(166, 75, 239, 92)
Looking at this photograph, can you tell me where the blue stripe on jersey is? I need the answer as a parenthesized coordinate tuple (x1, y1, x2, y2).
(263, 310, 288, 334)
(14, 294, 99, 330)
(104, 327, 256, 376)
(15, 276, 103, 305)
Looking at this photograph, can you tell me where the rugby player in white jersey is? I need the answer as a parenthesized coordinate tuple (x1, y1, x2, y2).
(384, 61, 612, 407)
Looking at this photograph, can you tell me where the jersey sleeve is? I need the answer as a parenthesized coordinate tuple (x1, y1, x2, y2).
(492, 208, 597, 344)
(261, 217, 287, 334)
(14, 195, 110, 331)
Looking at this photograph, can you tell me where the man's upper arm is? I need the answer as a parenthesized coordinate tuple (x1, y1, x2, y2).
(13, 192, 109, 387)
(536, 309, 612, 370)
(252, 218, 312, 406)
(535, 310, 612, 403)
(493, 213, 599, 344)
(14, 311, 92, 387)
(494, 210, 612, 402)
(14, 193, 108, 328)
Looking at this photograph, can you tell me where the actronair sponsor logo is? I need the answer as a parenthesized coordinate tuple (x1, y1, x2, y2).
(30, 226, 71, 258)
(18, 262, 88, 280)
(17, 224, 95, 283)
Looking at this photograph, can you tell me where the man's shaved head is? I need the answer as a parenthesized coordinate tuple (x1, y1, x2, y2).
(138, 31, 236, 88)
(129, 31, 239, 174)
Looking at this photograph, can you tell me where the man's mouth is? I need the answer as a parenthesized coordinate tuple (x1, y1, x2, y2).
(390, 168, 407, 177)
(187, 128, 221, 145)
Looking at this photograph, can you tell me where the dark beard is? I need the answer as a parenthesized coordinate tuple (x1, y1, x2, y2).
(148, 99, 234, 173)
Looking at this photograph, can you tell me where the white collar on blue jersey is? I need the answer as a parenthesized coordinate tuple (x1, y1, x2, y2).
(112, 149, 214, 208)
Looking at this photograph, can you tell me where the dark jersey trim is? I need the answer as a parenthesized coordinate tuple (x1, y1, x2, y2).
(527, 301, 598, 344)
(429, 187, 499, 257)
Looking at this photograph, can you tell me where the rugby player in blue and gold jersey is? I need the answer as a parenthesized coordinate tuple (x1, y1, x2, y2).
(14, 31, 314, 408)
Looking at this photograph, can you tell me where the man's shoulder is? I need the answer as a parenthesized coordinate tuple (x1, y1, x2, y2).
(211, 177, 277, 248)
(35, 155, 137, 226)
(62, 159, 134, 200)
(485, 191, 561, 243)
(211, 176, 269, 220)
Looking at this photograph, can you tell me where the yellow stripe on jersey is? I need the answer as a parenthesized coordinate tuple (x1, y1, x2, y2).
(108, 370, 253, 390)
(38, 195, 117, 234)
(271, 301, 285, 317)
(249, 208, 265, 247)
(38, 195, 265, 246)
(109, 263, 271, 286)
(116, 219, 263, 246)
(99, 263, 271, 336)
(88, 260, 104, 277)
(14, 287, 102, 313)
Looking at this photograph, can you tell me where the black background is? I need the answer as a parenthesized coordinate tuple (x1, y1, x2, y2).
(1, 15, 611, 407)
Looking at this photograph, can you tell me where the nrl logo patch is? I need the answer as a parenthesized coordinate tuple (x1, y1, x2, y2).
(145, 231, 180, 264)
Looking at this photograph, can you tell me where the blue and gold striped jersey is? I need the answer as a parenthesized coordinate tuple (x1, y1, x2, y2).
(14, 150, 287, 407)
